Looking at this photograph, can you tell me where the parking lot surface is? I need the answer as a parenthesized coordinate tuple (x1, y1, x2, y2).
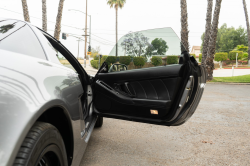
(80, 84, 250, 166)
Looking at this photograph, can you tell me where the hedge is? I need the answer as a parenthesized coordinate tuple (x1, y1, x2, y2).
(151, 56, 162, 66)
(94, 55, 99, 60)
(101, 55, 108, 64)
(236, 45, 248, 52)
(167, 56, 179, 64)
(214, 52, 228, 62)
(228, 51, 243, 60)
(100, 56, 116, 68)
(106, 56, 116, 66)
(190, 54, 196, 59)
(119, 56, 132, 65)
(116, 57, 120, 63)
(133, 57, 146, 67)
(243, 52, 248, 60)
(199, 54, 202, 62)
(90, 60, 98, 69)
(142, 57, 147, 63)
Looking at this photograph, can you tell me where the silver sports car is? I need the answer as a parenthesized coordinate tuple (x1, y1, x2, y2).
(0, 18, 206, 166)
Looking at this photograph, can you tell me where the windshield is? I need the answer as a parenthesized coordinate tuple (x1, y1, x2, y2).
(109, 27, 186, 58)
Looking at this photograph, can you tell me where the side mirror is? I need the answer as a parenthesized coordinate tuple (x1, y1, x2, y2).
(109, 64, 128, 72)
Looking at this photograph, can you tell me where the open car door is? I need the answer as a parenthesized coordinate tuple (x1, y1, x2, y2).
(92, 28, 206, 126)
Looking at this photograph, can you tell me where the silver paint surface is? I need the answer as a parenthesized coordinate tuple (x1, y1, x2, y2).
(0, 20, 92, 166)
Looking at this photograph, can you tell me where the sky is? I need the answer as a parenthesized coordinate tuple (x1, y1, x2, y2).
(0, 0, 249, 58)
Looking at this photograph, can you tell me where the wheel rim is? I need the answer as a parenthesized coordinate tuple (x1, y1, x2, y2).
(36, 145, 63, 166)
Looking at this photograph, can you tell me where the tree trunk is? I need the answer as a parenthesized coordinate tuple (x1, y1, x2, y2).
(202, 0, 213, 66)
(206, 0, 222, 81)
(54, 0, 64, 40)
(21, 0, 30, 22)
(42, 0, 47, 32)
(180, 0, 189, 52)
(116, 7, 118, 57)
(243, 0, 250, 66)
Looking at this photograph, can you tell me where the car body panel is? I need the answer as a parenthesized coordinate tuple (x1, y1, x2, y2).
(0, 49, 89, 166)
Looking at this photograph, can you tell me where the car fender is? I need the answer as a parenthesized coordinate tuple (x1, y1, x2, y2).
(0, 50, 84, 166)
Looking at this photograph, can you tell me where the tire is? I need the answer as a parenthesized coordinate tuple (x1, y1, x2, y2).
(94, 116, 103, 128)
(13, 122, 68, 166)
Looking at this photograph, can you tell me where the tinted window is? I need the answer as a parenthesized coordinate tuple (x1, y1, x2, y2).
(107, 28, 185, 73)
(32, 27, 62, 65)
(109, 28, 185, 56)
(32, 27, 77, 72)
(0, 20, 46, 60)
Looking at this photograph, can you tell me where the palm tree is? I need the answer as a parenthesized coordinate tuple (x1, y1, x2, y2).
(180, 0, 189, 52)
(21, 0, 30, 22)
(54, 0, 65, 40)
(206, 0, 223, 81)
(201, 0, 213, 66)
(107, 0, 126, 57)
(242, 0, 250, 66)
(42, 0, 47, 32)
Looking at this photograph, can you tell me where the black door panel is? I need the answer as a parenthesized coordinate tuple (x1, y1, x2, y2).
(93, 64, 185, 119)
(93, 56, 206, 126)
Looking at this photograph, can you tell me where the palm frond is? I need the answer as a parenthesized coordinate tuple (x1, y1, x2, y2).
(107, 0, 126, 9)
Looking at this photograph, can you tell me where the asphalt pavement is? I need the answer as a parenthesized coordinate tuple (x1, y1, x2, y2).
(80, 84, 250, 165)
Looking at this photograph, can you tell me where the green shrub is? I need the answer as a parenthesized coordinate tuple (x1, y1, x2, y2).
(214, 52, 228, 62)
(101, 56, 116, 68)
(151, 56, 162, 66)
(167, 56, 179, 64)
(116, 57, 120, 62)
(142, 57, 147, 63)
(243, 52, 248, 60)
(94, 55, 99, 60)
(106, 56, 116, 66)
(90, 60, 98, 69)
(236, 45, 248, 52)
(199, 54, 202, 62)
(119, 56, 132, 65)
(190, 54, 196, 59)
(101, 55, 108, 64)
(133, 57, 146, 67)
(229, 51, 243, 60)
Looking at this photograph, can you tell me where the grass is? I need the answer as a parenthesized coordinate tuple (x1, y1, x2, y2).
(211, 75, 250, 83)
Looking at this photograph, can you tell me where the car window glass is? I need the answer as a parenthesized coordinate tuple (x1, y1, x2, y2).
(32, 27, 77, 72)
(32, 27, 62, 65)
(0, 20, 47, 60)
(105, 28, 185, 73)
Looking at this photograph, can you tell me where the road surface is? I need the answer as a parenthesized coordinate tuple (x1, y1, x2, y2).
(80, 84, 250, 165)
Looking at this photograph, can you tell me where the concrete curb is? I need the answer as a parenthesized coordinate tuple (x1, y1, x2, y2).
(207, 82, 250, 85)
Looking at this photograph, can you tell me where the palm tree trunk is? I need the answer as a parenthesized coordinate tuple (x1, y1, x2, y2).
(21, 0, 30, 22)
(54, 0, 64, 40)
(206, 0, 222, 81)
(202, 0, 213, 66)
(116, 6, 118, 57)
(181, 0, 189, 52)
(42, 0, 47, 32)
(243, 0, 250, 66)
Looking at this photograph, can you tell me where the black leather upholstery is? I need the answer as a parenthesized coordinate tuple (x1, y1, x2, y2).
(128, 78, 180, 101)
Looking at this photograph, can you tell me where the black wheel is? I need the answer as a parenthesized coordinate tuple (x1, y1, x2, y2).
(13, 122, 68, 166)
(95, 116, 103, 128)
